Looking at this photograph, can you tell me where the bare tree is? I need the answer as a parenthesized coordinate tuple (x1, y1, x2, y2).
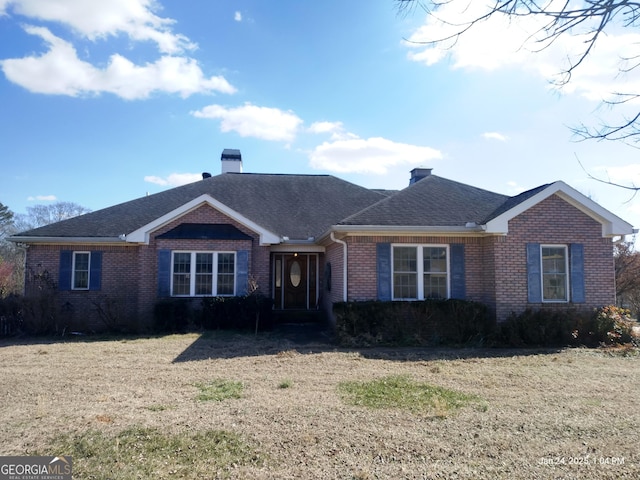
(14, 201, 91, 232)
(1, 201, 90, 296)
(614, 238, 640, 316)
(0, 202, 13, 238)
(0, 203, 20, 296)
(397, 1, 640, 145)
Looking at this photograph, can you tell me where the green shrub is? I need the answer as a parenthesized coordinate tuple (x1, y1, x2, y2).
(495, 305, 636, 347)
(153, 298, 191, 333)
(594, 305, 635, 345)
(333, 299, 494, 347)
(200, 295, 273, 331)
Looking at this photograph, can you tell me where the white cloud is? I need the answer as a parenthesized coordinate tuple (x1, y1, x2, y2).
(0, 26, 235, 98)
(309, 136, 442, 174)
(506, 181, 525, 195)
(3, 0, 194, 54)
(308, 121, 343, 134)
(192, 103, 303, 142)
(593, 164, 640, 186)
(27, 194, 57, 201)
(234, 11, 242, 22)
(404, 0, 640, 102)
(482, 132, 508, 142)
(144, 173, 202, 186)
(308, 121, 359, 141)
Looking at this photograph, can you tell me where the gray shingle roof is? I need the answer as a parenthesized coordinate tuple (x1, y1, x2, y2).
(481, 183, 551, 223)
(16, 173, 387, 240)
(339, 175, 509, 227)
(13, 171, 555, 241)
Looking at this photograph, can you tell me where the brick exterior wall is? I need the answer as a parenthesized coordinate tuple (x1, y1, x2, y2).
(24, 204, 271, 331)
(22, 193, 617, 330)
(340, 194, 616, 321)
(492, 194, 614, 321)
(345, 235, 486, 302)
(23, 244, 140, 332)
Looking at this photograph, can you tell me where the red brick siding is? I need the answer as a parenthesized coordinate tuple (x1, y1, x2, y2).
(24, 204, 272, 331)
(345, 236, 485, 302)
(324, 242, 344, 305)
(341, 195, 615, 322)
(492, 194, 614, 321)
(137, 204, 270, 326)
(22, 194, 616, 329)
(24, 244, 140, 332)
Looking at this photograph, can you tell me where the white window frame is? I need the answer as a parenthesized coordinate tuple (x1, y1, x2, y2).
(170, 251, 236, 297)
(391, 244, 450, 300)
(540, 244, 569, 303)
(72, 251, 91, 290)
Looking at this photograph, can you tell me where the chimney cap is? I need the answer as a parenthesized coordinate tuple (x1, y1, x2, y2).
(221, 148, 242, 160)
(410, 167, 432, 184)
(202, 172, 212, 179)
(221, 148, 243, 174)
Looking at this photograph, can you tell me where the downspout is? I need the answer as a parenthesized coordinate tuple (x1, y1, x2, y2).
(330, 231, 347, 302)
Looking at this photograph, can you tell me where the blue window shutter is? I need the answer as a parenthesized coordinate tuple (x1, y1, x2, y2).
(89, 251, 102, 291)
(157, 250, 171, 298)
(526, 243, 542, 303)
(570, 243, 585, 303)
(377, 243, 391, 301)
(59, 250, 72, 291)
(450, 244, 465, 299)
(235, 250, 249, 296)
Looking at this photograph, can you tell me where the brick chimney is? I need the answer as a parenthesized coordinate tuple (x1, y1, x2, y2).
(221, 149, 242, 174)
(410, 167, 432, 184)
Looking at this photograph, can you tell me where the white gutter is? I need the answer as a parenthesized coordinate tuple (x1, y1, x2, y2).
(7, 236, 131, 245)
(330, 231, 348, 302)
(329, 224, 486, 235)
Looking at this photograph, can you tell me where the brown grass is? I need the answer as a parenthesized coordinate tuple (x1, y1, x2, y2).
(0, 331, 639, 479)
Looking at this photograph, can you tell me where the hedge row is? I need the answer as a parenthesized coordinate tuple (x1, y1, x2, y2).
(333, 300, 637, 348)
(153, 295, 274, 333)
(333, 299, 494, 347)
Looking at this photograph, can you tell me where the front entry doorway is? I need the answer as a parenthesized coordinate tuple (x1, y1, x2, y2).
(273, 253, 318, 309)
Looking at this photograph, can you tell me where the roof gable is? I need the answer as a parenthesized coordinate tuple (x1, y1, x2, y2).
(127, 194, 280, 245)
(484, 181, 634, 236)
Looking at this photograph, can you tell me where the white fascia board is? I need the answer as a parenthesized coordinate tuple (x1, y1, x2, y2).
(7, 236, 128, 245)
(327, 224, 485, 237)
(484, 181, 635, 236)
(126, 194, 281, 245)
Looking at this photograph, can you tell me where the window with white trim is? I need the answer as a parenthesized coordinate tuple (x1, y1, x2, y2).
(541, 245, 568, 302)
(171, 251, 235, 297)
(72, 252, 90, 290)
(392, 245, 449, 300)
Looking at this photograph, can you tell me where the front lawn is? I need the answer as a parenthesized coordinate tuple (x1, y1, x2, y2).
(0, 332, 638, 479)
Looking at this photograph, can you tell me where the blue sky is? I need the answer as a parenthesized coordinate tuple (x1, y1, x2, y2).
(1, 0, 639, 235)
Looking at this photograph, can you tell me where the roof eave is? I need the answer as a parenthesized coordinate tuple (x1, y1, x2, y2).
(7, 236, 130, 245)
(319, 224, 488, 242)
(485, 181, 635, 237)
